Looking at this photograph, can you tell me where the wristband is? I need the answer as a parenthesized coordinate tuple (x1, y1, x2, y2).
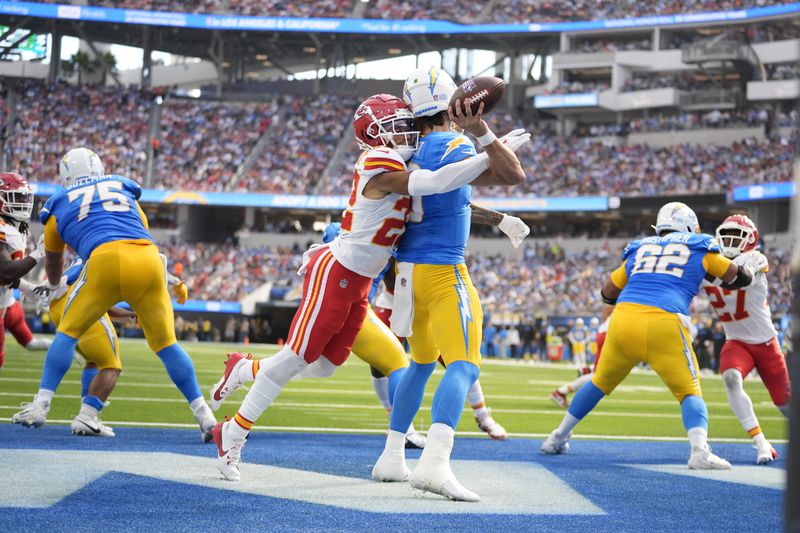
(600, 290, 618, 306)
(476, 130, 497, 147)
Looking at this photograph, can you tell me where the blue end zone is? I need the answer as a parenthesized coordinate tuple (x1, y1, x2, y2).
(0, 425, 784, 531)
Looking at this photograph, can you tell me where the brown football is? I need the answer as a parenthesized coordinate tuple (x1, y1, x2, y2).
(449, 76, 505, 116)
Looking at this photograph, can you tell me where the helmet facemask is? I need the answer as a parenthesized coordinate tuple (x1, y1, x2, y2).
(357, 105, 419, 161)
(716, 225, 755, 259)
(0, 187, 33, 222)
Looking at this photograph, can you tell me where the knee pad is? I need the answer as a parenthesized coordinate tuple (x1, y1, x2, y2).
(722, 369, 743, 390)
(260, 348, 308, 386)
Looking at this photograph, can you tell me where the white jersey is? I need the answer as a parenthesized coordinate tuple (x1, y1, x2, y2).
(701, 250, 776, 344)
(0, 219, 27, 308)
(328, 147, 410, 279)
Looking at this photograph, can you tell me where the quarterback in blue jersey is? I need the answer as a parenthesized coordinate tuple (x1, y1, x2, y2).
(12, 147, 215, 440)
(372, 67, 529, 501)
(542, 202, 756, 470)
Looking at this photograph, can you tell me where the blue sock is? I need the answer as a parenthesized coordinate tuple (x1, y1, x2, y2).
(387, 366, 407, 407)
(81, 366, 99, 398)
(389, 361, 436, 433)
(40, 332, 79, 392)
(567, 381, 606, 420)
(156, 343, 202, 404)
(83, 395, 105, 412)
(680, 395, 709, 432)
(431, 361, 480, 428)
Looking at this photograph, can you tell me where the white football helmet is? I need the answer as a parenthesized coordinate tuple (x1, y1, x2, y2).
(652, 202, 700, 236)
(590, 317, 599, 329)
(402, 66, 458, 118)
(715, 214, 759, 259)
(575, 318, 584, 328)
(59, 147, 104, 188)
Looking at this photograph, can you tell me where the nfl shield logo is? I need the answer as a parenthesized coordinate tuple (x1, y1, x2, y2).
(339, 279, 348, 289)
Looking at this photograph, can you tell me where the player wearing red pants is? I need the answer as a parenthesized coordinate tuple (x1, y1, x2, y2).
(703, 214, 790, 464)
(3, 300, 52, 352)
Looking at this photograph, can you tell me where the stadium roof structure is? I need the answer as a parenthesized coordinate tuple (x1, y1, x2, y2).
(0, 1, 797, 84)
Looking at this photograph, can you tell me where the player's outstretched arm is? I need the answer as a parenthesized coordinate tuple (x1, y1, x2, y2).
(448, 101, 527, 187)
(0, 242, 40, 286)
(470, 204, 530, 248)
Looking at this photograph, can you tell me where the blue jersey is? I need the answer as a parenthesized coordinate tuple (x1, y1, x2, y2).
(617, 232, 723, 315)
(40, 175, 152, 260)
(396, 131, 476, 265)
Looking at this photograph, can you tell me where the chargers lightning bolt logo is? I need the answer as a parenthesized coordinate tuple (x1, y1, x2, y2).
(453, 266, 473, 357)
(441, 137, 467, 162)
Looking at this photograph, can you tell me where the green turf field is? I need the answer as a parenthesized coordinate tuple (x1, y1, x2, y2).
(0, 338, 788, 442)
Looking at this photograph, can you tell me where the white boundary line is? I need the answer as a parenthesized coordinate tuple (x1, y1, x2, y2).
(5, 418, 785, 444)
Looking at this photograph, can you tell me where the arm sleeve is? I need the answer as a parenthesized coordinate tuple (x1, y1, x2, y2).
(44, 216, 66, 253)
(136, 201, 150, 230)
(702, 252, 731, 279)
(610, 261, 629, 289)
(407, 152, 489, 196)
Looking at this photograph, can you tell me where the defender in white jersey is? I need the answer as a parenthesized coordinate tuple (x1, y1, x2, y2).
(703, 215, 790, 464)
(208, 94, 521, 481)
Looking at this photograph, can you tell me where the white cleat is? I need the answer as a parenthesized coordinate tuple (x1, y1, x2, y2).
(194, 403, 217, 443)
(209, 352, 252, 411)
(372, 450, 411, 482)
(405, 431, 427, 449)
(688, 445, 732, 470)
(755, 441, 778, 465)
(540, 430, 571, 455)
(211, 421, 246, 482)
(11, 395, 50, 428)
(71, 413, 115, 437)
(409, 460, 480, 502)
(475, 410, 508, 441)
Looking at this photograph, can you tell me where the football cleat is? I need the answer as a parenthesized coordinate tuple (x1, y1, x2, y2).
(194, 403, 217, 443)
(688, 445, 732, 470)
(211, 420, 246, 482)
(71, 413, 115, 437)
(209, 352, 252, 411)
(540, 429, 571, 455)
(475, 410, 508, 441)
(372, 450, 410, 482)
(755, 441, 779, 465)
(11, 395, 50, 428)
(405, 431, 427, 449)
(409, 459, 480, 502)
(550, 390, 569, 409)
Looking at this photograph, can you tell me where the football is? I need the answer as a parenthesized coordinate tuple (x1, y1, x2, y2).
(449, 76, 505, 116)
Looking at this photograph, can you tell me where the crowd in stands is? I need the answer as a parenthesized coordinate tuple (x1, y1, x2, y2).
(621, 75, 675, 92)
(567, 38, 652, 54)
(18, 0, 795, 21)
(544, 81, 611, 94)
(7, 82, 151, 183)
(155, 97, 278, 191)
(160, 241, 301, 301)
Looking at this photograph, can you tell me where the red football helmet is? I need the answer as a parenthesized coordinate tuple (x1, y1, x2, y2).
(0, 172, 33, 222)
(715, 214, 759, 258)
(352, 94, 418, 161)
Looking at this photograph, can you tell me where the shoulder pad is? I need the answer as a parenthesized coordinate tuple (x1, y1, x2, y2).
(621, 240, 641, 260)
(359, 148, 407, 173)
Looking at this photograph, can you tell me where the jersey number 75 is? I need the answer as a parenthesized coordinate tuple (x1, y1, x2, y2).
(67, 180, 131, 221)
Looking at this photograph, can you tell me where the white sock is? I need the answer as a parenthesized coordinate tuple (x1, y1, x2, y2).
(722, 369, 760, 432)
(688, 427, 708, 449)
(466, 380, 485, 407)
(562, 373, 593, 395)
(407, 422, 418, 435)
(238, 359, 256, 384)
(36, 389, 54, 403)
(236, 347, 307, 424)
(293, 356, 336, 380)
(26, 338, 52, 350)
(189, 397, 208, 414)
(555, 412, 580, 437)
(752, 431, 768, 447)
(474, 406, 489, 419)
(79, 403, 99, 418)
(385, 429, 406, 454)
(418, 423, 454, 464)
(371, 375, 392, 410)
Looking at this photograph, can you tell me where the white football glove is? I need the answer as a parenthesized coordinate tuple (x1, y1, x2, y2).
(500, 128, 532, 153)
(498, 214, 530, 249)
(28, 234, 46, 263)
(733, 251, 768, 273)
